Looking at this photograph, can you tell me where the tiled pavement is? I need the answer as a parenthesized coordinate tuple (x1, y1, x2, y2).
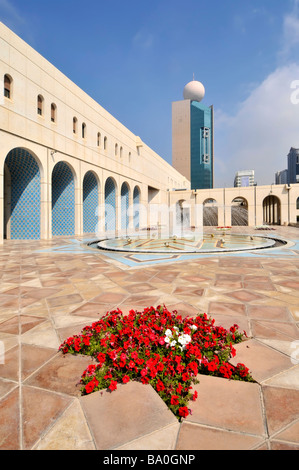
(0, 227, 299, 450)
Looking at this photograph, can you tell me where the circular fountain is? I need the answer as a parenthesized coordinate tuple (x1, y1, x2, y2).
(94, 231, 280, 254)
(88, 201, 289, 255)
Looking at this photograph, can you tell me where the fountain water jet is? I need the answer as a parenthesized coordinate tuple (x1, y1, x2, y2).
(88, 200, 287, 254)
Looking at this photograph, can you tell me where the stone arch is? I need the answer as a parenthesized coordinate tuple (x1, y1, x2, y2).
(83, 171, 99, 234)
(121, 182, 130, 230)
(52, 161, 75, 236)
(231, 197, 248, 226)
(175, 199, 190, 231)
(4, 148, 41, 240)
(133, 185, 141, 229)
(203, 198, 218, 226)
(263, 195, 281, 225)
(105, 177, 117, 232)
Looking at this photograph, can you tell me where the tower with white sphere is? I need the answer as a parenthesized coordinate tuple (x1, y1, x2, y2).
(172, 78, 214, 189)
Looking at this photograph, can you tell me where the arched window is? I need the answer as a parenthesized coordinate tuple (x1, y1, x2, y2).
(4, 74, 12, 99)
(115, 143, 118, 156)
(97, 132, 101, 147)
(296, 197, 299, 210)
(37, 95, 44, 116)
(133, 186, 140, 229)
(104, 136, 107, 150)
(203, 199, 218, 226)
(73, 117, 77, 134)
(4, 148, 41, 240)
(52, 161, 75, 236)
(121, 182, 130, 230)
(120, 146, 123, 158)
(83, 171, 99, 234)
(231, 197, 248, 226)
(51, 103, 57, 122)
(128, 152, 131, 162)
(82, 123, 86, 139)
(105, 177, 116, 232)
(263, 196, 281, 225)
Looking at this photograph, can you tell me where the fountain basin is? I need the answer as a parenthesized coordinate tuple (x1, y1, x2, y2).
(95, 233, 278, 254)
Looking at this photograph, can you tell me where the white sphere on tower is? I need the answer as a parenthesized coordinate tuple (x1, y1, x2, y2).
(183, 79, 205, 102)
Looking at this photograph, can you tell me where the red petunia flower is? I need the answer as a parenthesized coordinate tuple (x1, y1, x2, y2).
(85, 377, 99, 394)
(97, 352, 106, 364)
(182, 372, 190, 382)
(178, 406, 189, 418)
(170, 395, 180, 406)
(156, 380, 165, 392)
(82, 336, 90, 346)
(109, 380, 118, 391)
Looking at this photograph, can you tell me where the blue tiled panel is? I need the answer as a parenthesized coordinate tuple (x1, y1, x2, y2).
(83, 171, 98, 233)
(121, 183, 129, 229)
(105, 177, 116, 231)
(52, 162, 75, 236)
(5, 148, 41, 240)
(133, 186, 140, 229)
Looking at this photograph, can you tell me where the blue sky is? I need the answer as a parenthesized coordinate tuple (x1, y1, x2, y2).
(1, 0, 299, 187)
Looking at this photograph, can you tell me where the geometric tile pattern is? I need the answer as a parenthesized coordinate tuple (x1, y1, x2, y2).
(133, 185, 140, 229)
(0, 226, 298, 450)
(105, 177, 116, 232)
(5, 148, 40, 240)
(52, 161, 75, 236)
(83, 171, 98, 234)
(121, 182, 129, 230)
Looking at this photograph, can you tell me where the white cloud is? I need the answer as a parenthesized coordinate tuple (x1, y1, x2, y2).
(214, 2, 299, 188)
(214, 64, 299, 187)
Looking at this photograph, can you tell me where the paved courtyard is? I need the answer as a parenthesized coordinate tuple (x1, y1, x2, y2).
(0, 226, 299, 450)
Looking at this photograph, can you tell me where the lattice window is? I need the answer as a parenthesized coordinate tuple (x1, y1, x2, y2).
(105, 177, 116, 232)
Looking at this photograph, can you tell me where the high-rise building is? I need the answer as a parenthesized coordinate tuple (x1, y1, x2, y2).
(287, 147, 299, 184)
(234, 170, 255, 187)
(275, 169, 288, 185)
(172, 80, 214, 190)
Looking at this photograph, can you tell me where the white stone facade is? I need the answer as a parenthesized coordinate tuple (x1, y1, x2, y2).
(1, 22, 299, 244)
(169, 185, 299, 228)
(0, 22, 189, 243)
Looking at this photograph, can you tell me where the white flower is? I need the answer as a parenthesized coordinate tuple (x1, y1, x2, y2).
(178, 333, 192, 345)
(170, 340, 177, 347)
(165, 329, 172, 337)
(164, 336, 171, 343)
(191, 325, 197, 331)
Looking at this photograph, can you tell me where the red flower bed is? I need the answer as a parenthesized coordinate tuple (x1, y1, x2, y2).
(59, 306, 254, 420)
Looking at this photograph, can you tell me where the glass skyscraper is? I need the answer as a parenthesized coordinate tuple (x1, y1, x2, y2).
(287, 147, 299, 184)
(172, 80, 214, 190)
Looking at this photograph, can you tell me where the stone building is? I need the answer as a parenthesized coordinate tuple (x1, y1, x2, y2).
(0, 22, 189, 243)
(1, 22, 299, 245)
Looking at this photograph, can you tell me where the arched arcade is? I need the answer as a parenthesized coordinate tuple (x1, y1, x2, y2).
(3, 148, 41, 240)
